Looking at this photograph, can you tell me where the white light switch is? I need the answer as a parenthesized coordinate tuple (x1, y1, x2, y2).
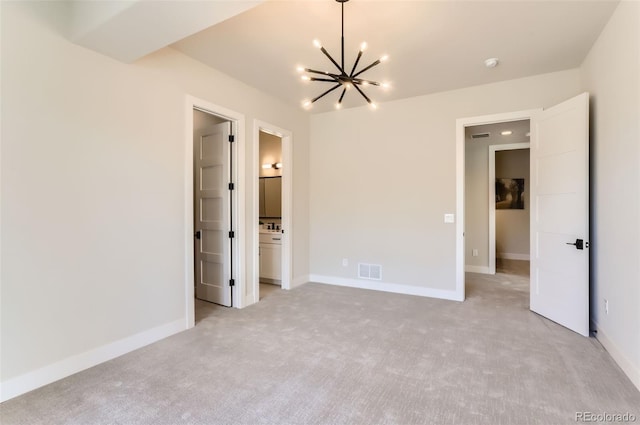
(444, 214, 455, 223)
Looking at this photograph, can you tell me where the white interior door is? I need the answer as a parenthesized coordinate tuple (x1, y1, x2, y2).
(530, 92, 589, 336)
(195, 122, 232, 307)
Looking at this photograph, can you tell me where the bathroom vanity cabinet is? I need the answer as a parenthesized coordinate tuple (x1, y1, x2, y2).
(259, 232, 282, 282)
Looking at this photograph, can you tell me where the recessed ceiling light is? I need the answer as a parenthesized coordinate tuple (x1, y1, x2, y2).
(484, 58, 499, 68)
(501, 130, 512, 136)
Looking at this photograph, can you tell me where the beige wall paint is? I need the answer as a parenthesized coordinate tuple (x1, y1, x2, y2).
(310, 69, 582, 290)
(495, 149, 530, 258)
(581, 0, 640, 388)
(0, 1, 310, 386)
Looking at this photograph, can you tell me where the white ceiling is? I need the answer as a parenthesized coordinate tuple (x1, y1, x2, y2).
(56, 1, 618, 114)
(170, 0, 619, 113)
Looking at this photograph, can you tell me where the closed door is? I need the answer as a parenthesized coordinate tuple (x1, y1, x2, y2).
(195, 122, 232, 307)
(530, 92, 589, 336)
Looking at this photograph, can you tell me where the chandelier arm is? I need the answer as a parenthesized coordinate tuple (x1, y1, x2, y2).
(353, 78, 380, 86)
(353, 83, 373, 104)
(311, 83, 342, 103)
(320, 47, 346, 75)
(352, 59, 381, 79)
(349, 51, 363, 77)
(310, 77, 340, 83)
(338, 87, 347, 103)
(305, 69, 341, 79)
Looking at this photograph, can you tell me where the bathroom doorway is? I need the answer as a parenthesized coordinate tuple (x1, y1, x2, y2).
(252, 121, 293, 303)
(258, 130, 283, 296)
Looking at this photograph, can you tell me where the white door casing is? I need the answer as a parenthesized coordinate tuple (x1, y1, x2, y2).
(194, 122, 232, 307)
(530, 92, 590, 337)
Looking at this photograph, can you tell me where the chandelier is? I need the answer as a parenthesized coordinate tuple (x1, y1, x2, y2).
(297, 0, 389, 110)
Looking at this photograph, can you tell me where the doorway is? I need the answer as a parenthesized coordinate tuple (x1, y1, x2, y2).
(456, 93, 590, 336)
(455, 109, 540, 300)
(252, 120, 293, 304)
(258, 130, 283, 298)
(193, 109, 234, 308)
(490, 144, 530, 274)
(184, 97, 246, 329)
(464, 120, 531, 299)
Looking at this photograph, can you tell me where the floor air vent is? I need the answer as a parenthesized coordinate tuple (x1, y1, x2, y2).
(358, 263, 382, 281)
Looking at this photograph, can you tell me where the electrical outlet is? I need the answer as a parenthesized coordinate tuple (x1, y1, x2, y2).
(472, 249, 479, 257)
(342, 258, 349, 267)
(604, 299, 609, 315)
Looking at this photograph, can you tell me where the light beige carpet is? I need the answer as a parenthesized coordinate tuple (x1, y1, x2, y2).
(2, 264, 639, 424)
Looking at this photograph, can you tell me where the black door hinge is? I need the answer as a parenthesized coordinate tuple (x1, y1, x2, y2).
(228, 182, 235, 190)
(228, 135, 235, 143)
(229, 279, 235, 287)
(194, 230, 201, 240)
(229, 231, 235, 238)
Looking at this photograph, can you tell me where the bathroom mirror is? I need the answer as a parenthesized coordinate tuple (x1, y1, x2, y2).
(259, 176, 281, 218)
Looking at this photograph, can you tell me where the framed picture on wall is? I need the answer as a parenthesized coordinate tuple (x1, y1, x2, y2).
(496, 178, 525, 209)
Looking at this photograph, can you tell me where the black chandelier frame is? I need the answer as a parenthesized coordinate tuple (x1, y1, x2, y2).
(299, 0, 387, 109)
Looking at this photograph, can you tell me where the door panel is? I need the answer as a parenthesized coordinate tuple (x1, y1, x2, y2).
(195, 122, 232, 307)
(530, 92, 589, 336)
(537, 194, 581, 234)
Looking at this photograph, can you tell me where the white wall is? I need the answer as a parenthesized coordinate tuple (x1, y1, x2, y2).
(0, 1, 310, 399)
(581, 0, 640, 389)
(310, 69, 582, 293)
(495, 149, 530, 259)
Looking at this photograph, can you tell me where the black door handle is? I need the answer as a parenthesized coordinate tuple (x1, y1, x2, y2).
(194, 231, 201, 240)
(566, 239, 584, 250)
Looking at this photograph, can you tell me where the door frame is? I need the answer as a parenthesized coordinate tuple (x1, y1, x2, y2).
(185, 96, 246, 329)
(252, 120, 293, 302)
(455, 109, 541, 301)
(488, 142, 530, 275)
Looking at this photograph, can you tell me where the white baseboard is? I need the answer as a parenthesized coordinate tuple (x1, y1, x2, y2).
(497, 253, 530, 261)
(465, 265, 491, 274)
(0, 318, 185, 403)
(591, 320, 640, 392)
(309, 274, 462, 302)
(291, 275, 309, 289)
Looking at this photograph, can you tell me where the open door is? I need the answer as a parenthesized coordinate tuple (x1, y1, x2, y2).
(195, 122, 233, 307)
(530, 92, 589, 336)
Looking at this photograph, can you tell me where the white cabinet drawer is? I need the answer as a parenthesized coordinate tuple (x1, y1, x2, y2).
(259, 233, 282, 245)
